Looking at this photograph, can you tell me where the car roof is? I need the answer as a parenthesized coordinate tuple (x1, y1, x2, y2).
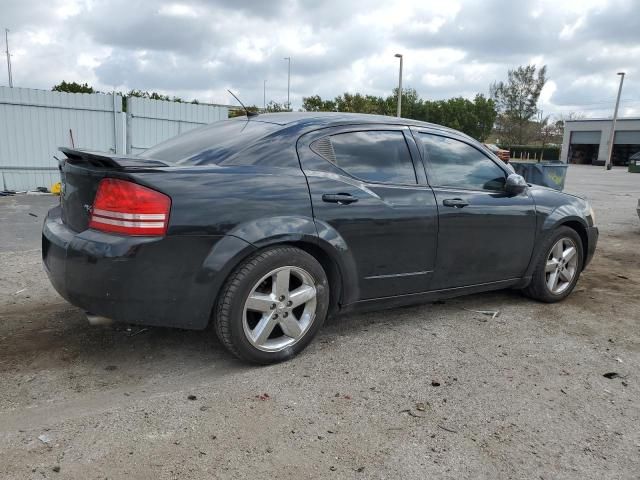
(237, 111, 464, 136)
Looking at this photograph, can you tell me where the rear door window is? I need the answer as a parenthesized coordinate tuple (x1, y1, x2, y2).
(326, 130, 417, 185)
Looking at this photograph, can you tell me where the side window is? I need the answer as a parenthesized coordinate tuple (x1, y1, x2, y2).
(327, 131, 417, 185)
(419, 134, 506, 191)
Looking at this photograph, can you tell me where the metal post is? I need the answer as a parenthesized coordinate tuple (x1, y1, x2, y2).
(112, 91, 118, 153)
(5, 28, 13, 87)
(284, 57, 291, 110)
(394, 54, 403, 117)
(263, 80, 266, 111)
(606, 72, 625, 171)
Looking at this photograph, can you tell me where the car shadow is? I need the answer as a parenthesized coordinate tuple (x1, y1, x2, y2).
(3, 287, 526, 383)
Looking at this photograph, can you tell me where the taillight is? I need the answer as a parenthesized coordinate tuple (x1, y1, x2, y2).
(89, 178, 171, 236)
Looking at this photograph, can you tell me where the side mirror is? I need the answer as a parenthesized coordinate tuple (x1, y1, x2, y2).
(505, 173, 528, 195)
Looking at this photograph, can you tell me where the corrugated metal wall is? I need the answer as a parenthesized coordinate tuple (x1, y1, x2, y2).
(127, 97, 228, 155)
(0, 87, 229, 191)
(0, 86, 124, 191)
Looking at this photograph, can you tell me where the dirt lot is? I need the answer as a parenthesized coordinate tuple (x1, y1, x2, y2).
(1, 165, 639, 479)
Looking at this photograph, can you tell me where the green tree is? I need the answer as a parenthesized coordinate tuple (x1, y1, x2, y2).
(490, 64, 547, 145)
(473, 94, 497, 142)
(52, 81, 95, 94)
(302, 95, 337, 112)
(300, 88, 497, 142)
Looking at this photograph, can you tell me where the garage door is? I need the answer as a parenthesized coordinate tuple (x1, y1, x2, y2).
(571, 131, 601, 144)
(614, 131, 640, 144)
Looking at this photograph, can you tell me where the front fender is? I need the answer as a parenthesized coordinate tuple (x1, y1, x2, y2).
(541, 205, 589, 232)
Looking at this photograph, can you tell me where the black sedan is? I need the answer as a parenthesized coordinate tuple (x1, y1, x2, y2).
(43, 113, 598, 363)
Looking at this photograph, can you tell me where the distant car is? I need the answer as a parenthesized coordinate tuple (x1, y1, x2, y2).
(43, 113, 598, 364)
(485, 143, 510, 162)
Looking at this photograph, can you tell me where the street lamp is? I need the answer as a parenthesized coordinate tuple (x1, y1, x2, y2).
(606, 72, 625, 171)
(263, 79, 266, 111)
(284, 57, 291, 110)
(394, 54, 403, 118)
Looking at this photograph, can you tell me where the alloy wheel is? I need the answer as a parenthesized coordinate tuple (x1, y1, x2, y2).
(545, 237, 578, 294)
(242, 266, 318, 352)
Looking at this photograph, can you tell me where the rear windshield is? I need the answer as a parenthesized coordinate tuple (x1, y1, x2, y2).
(139, 119, 279, 165)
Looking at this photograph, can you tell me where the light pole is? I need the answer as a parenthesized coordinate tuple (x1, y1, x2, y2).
(284, 57, 291, 110)
(606, 72, 625, 171)
(5, 28, 13, 88)
(263, 80, 266, 111)
(394, 53, 403, 117)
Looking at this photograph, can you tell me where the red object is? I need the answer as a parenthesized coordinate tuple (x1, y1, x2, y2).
(89, 178, 171, 236)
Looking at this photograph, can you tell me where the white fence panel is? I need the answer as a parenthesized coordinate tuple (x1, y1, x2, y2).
(127, 98, 228, 155)
(0, 86, 124, 191)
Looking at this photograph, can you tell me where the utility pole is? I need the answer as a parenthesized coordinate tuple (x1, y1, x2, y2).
(5, 28, 13, 87)
(263, 80, 266, 111)
(394, 53, 403, 117)
(284, 57, 291, 110)
(606, 72, 625, 171)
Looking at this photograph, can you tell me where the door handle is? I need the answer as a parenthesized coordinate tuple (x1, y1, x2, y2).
(442, 198, 469, 208)
(322, 193, 358, 205)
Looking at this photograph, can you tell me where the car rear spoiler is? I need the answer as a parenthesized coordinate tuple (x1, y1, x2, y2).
(59, 147, 170, 169)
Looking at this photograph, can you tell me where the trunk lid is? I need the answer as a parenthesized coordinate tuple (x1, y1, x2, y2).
(59, 148, 168, 232)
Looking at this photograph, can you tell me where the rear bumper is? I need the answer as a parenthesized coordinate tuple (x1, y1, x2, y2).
(584, 226, 598, 269)
(42, 206, 229, 329)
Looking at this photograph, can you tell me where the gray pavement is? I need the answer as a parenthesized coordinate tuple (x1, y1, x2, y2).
(0, 165, 639, 479)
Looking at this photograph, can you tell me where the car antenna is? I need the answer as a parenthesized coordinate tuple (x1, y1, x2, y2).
(227, 89, 259, 117)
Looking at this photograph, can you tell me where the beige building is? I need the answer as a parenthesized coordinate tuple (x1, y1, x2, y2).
(561, 118, 640, 166)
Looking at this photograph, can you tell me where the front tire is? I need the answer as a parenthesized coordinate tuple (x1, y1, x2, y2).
(214, 246, 329, 364)
(522, 226, 584, 303)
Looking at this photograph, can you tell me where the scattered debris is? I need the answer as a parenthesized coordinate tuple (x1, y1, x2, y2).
(256, 393, 270, 401)
(52, 466, 60, 473)
(329, 466, 337, 471)
(616, 274, 629, 280)
(622, 381, 628, 387)
(431, 381, 441, 387)
(560, 389, 567, 394)
(400, 408, 425, 418)
(615, 357, 623, 363)
(199, 405, 209, 411)
(127, 327, 148, 337)
(187, 395, 197, 401)
(603, 372, 620, 379)
(438, 424, 458, 434)
(432, 300, 446, 305)
(463, 308, 500, 320)
(416, 402, 427, 411)
(13, 288, 27, 295)
(104, 365, 118, 371)
(38, 434, 50, 444)
(356, 467, 365, 473)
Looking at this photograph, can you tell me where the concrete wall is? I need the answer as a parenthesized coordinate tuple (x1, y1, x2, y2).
(561, 118, 640, 163)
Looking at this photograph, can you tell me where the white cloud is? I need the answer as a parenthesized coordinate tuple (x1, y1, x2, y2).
(2, 0, 639, 118)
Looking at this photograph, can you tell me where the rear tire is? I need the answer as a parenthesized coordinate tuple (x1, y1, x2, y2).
(214, 246, 329, 364)
(522, 226, 584, 303)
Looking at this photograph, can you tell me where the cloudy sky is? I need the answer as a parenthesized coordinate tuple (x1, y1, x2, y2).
(3, 0, 639, 117)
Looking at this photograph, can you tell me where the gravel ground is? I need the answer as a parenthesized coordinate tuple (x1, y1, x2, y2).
(1, 165, 639, 479)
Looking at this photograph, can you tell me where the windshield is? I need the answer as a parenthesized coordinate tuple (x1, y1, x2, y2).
(139, 119, 279, 165)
